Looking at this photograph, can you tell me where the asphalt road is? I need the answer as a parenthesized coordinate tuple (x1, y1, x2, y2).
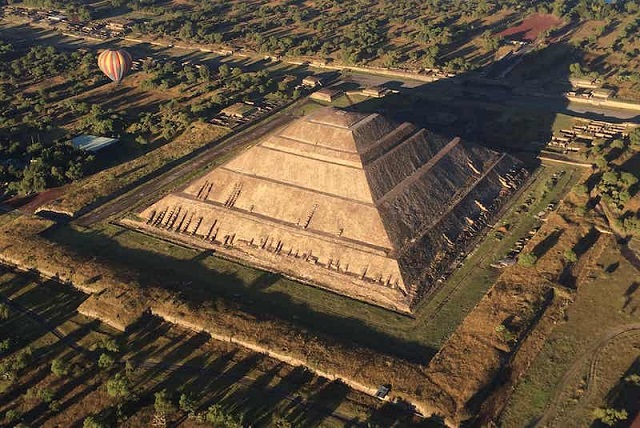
(75, 112, 296, 227)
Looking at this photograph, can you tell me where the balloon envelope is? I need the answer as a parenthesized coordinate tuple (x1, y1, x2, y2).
(97, 49, 133, 84)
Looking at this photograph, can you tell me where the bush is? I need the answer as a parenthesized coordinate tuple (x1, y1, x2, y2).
(518, 252, 538, 267)
(4, 409, 20, 422)
(0, 338, 11, 354)
(94, 338, 120, 353)
(573, 183, 588, 195)
(38, 387, 55, 403)
(564, 249, 578, 263)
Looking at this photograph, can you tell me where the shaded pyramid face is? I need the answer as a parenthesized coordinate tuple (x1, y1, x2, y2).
(139, 107, 527, 312)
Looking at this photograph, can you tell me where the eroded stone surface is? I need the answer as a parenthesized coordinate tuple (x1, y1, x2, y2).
(136, 107, 527, 312)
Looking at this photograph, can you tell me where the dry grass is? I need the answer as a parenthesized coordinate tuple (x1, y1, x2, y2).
(40, 122, 229, 217)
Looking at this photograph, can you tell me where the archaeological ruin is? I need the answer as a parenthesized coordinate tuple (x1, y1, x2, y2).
(133, 107, 528, 313)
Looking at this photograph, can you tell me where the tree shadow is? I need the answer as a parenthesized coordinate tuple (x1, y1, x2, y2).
(287, 379, 350, 427)
(532, 229, 564, 259)
(573, 227, 600, 257)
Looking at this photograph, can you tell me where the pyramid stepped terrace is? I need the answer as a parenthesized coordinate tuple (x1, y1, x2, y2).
(135, 107, 527, 312)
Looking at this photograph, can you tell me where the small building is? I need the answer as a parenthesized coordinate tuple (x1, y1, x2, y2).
(105, 19, 132, 32)
(221, 102, 257, 119)
(71, 135, 119, 152)
(310, 88, 343, 102)
(302, 75, 323, 88)
(375, 385, 391, 400)
(362, 86, 389, 98)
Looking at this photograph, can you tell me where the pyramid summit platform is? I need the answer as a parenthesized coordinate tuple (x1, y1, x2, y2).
(135, 107, 527, 312)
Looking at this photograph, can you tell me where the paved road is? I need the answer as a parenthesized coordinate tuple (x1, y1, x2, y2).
(75, 113, 296, 227)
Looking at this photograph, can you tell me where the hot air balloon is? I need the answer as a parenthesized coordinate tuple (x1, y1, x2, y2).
(97, 48, 133, 84)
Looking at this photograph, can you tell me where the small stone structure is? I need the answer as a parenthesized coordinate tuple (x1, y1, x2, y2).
(136, 107, 527, 312)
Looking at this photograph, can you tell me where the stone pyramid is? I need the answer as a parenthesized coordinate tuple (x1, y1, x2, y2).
(138, 107, 527, 312)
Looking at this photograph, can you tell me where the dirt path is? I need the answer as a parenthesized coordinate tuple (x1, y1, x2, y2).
(534, 323, 640, 427)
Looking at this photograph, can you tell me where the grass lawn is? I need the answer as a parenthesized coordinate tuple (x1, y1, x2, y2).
(43, 162, 581, 365)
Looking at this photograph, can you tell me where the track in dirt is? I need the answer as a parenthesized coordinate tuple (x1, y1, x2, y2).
(534, 323, 640, 427)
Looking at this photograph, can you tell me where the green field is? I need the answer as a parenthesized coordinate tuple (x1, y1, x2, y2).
(42, 162, 581, 365)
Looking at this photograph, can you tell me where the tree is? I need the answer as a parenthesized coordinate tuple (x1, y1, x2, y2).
(630, 128, 640, 151)
(0, 303, 9, 320)
(154, 389, 175, 416)
(569, 62, 584, 77)
(593, 407, 628, 426)
(94, 338, 120, 353)
(218, 64, 231, 78)
(179, 392, 197, 415)
(98, 353, 114, 369)
(205, 405, 243, 427)
(620, 172, 638, 188)
(0, 338, 11, 353)
(518, 252, 538, 267)
(610, 139, 625, 149)
(602, 171, 618, 185)
(83, 415, 107, 428)
(50, 358, 68, 377)
(106, 373, 131, 399)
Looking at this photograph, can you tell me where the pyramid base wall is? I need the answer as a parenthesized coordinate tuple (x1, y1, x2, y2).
(121, 218, 415, 313)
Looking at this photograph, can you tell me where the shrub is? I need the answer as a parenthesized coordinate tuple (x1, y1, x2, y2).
(0, 338, 11, 354)
(4, 409, 20, 422)
(573, 183, 588, 195)
(564, 249, 578, 263)
(518, 252, 538, 267)
(94, 338, 120, 353)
